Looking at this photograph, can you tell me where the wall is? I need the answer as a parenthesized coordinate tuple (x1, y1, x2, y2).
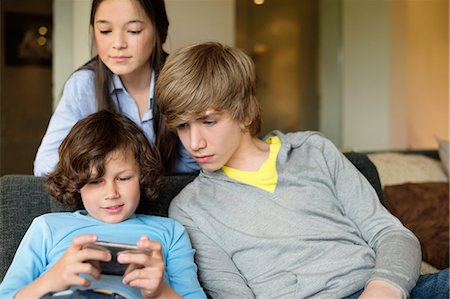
(165, 0, 234, 52)
(339, 0, 448, 151)
(390, 0, 449, 148)
(341, 0, 390, 151)
(53, 0, 92, 108)
(50, 0, 450, 153)
(1, 0, 53, 175)
(319, 0, 342, 147)
(236, 0, 319, 136)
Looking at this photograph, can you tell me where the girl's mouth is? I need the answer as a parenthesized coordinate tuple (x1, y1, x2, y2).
(195, 155, 214, 164)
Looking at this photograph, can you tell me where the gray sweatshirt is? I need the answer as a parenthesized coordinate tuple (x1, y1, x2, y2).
(169, 131, 421, 299)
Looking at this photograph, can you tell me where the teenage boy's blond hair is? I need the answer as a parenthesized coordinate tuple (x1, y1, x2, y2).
(156, 42, 261, 136)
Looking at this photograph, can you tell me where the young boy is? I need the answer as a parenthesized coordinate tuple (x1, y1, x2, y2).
(156, 42, 449, 299)
(0, 111, 206, 299)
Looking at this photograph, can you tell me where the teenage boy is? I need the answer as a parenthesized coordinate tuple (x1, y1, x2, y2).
(156, 42, 449, 299)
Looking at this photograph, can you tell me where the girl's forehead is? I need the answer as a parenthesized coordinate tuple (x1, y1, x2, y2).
(95, 0, 149, 22)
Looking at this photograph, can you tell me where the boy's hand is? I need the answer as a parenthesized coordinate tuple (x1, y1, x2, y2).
(41, 234, 111, 291)
(16, 234, 112, 299)
(359, 280, 403, 299)
(119, 235, 181, 299)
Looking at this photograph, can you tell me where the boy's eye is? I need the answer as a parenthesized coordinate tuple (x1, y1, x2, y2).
(88, 179, 102, 185)
(203, 120, 216, 126)
(117, 177, 131, 181)
(177, 123, 188, 130)
(128, 30, 141, 35)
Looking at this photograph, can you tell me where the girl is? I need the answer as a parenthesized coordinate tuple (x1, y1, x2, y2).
(0, 110, 206, 299)
(34, 0, 198, 176)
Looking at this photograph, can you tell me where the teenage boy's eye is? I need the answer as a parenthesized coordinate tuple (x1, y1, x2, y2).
(203, 120, 216, 126)
(177, 123, 188, 130)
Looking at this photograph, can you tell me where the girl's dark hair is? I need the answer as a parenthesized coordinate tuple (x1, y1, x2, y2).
(46, 110, 164, 207)
(79, 0, 177, 173)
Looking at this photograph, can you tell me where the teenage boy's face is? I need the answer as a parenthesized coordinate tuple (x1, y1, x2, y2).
(176, 110, 247, 172)
(80, 149, 140, 224)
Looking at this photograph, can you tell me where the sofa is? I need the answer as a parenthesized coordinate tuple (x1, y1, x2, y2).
(365, 149, 449, 273)
(0, 151, 447, 281)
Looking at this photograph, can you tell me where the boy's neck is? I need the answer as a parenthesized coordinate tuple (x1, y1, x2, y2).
(224, 136, 270, 172)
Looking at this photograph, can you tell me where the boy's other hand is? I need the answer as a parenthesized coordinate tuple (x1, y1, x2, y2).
(119, 235, 180, 298)
(359, 280, 403, 299)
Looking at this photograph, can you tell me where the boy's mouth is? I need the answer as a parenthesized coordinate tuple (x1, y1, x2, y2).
(102, 204, 125, 214)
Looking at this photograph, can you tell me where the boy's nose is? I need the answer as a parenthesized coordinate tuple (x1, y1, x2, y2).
(189, 127, 206, 151)
(104, 182, 119, 200)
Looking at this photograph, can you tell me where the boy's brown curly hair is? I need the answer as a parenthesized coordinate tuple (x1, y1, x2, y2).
(46, 110, 163, 208)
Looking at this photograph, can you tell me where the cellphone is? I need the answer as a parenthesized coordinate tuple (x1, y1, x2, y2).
(84, 241, 151, 276)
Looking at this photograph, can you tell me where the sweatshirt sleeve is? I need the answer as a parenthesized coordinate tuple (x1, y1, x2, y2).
(321, 137, 421, 297)
(0, 216, 53, 298)
(169, 196, 255, 299)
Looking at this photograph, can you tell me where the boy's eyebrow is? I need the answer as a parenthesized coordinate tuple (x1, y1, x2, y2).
(197, 111, 223, 120)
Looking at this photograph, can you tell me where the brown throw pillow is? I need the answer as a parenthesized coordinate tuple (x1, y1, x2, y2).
(384, 182, 449, 270)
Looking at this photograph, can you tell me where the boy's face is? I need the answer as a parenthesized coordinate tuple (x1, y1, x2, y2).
(176, 109, 248, 172)
(80, 149, 140, 224)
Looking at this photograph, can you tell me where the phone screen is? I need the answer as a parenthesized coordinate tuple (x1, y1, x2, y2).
(85, 241, 151, 276)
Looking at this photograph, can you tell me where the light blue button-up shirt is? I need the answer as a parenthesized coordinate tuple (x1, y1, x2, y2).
(34, 69, 199, 176)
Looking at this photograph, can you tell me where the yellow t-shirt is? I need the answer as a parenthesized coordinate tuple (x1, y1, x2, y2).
(222, 136, 280, 192)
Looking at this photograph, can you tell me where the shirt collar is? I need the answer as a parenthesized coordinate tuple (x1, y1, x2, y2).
(109, 70, 155, 110)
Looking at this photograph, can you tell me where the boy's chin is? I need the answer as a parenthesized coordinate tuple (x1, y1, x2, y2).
(88, 213, 129, 224)
(201, 164, 222, 172)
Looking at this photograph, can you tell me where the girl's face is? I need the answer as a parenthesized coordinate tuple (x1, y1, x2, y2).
(80, 149, 141, 224)
(94, 0, 155, 78)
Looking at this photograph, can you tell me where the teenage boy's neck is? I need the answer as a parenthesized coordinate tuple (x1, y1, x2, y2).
(224, 136, 269, 171)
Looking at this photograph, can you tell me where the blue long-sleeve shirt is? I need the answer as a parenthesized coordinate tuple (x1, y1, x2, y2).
(0, 211, 206, 299)
(34, 69, 199, 175)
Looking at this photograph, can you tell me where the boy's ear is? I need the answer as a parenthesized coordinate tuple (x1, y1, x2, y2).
(239, 117, 252, 132)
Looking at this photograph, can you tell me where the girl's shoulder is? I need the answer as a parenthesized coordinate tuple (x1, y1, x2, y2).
(61, 69, 96, 103)
(66, 68, 95, 86)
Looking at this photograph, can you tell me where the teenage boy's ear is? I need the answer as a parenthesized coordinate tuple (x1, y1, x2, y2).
(239, 117, 252, 132)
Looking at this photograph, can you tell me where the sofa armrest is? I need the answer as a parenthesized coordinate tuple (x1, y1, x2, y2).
(343, 152, 387, 209)
(0, 175, 58, 280)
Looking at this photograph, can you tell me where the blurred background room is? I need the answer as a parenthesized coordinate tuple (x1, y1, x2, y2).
(1, 0, 448, 175)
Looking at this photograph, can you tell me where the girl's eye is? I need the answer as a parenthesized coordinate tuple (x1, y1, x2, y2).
(99, 30, 111, 35)
(88, 179, 102, 185)
(128, 30, 141, 35)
